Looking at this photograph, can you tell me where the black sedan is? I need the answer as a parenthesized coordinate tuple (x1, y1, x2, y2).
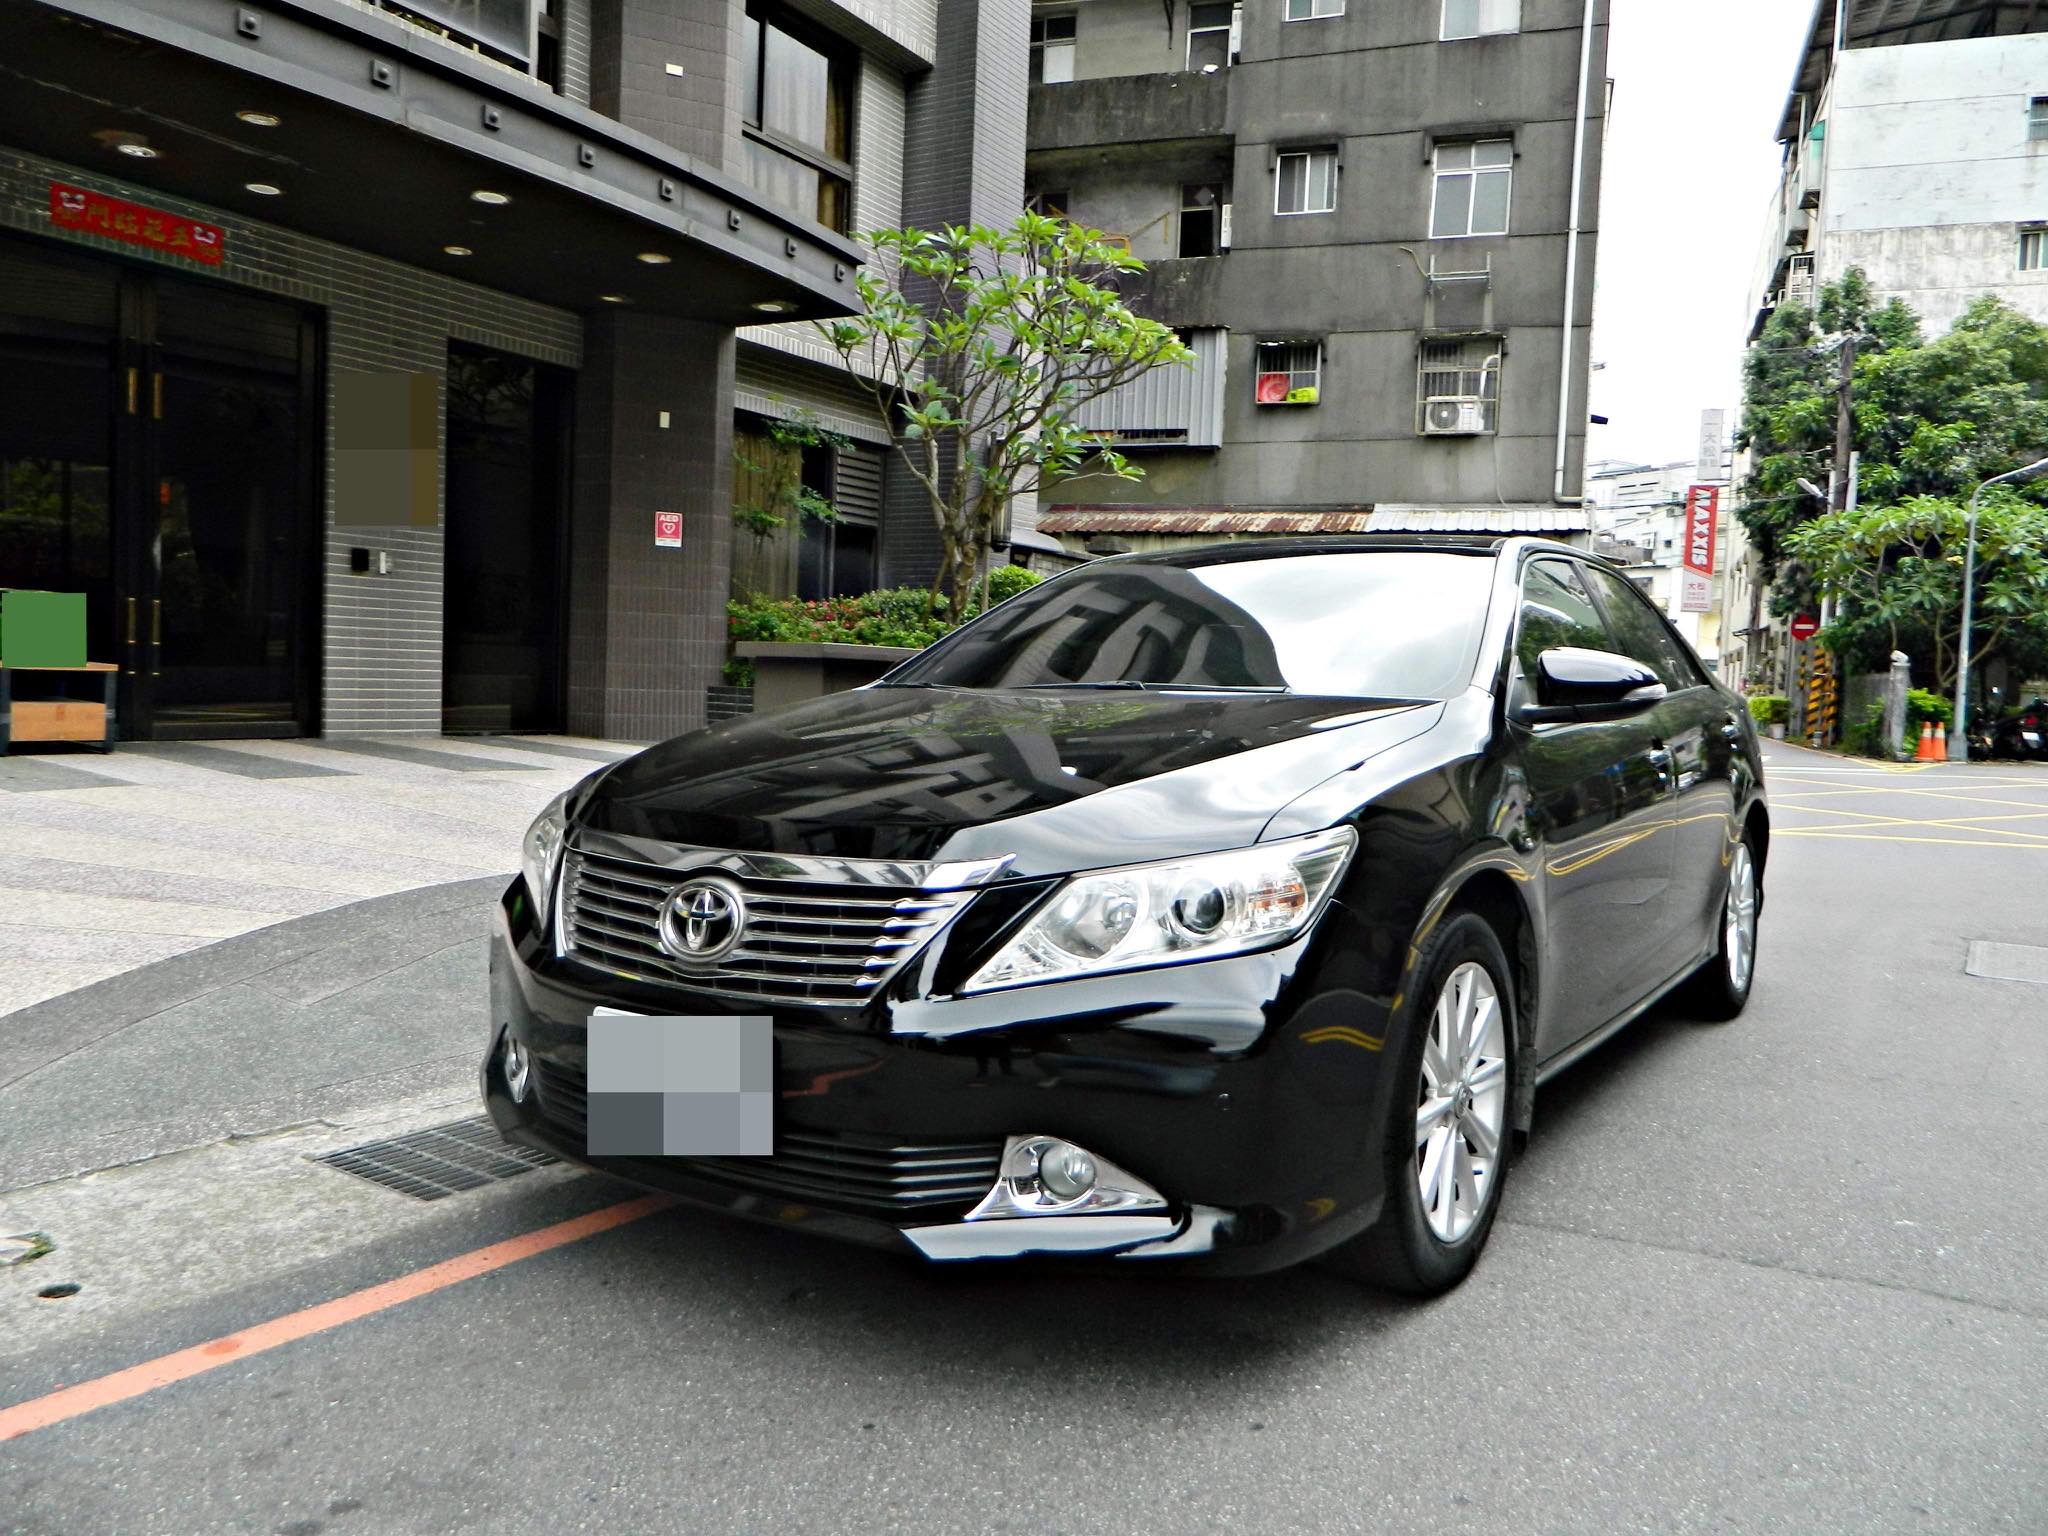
(482, 537, 1767, 1294)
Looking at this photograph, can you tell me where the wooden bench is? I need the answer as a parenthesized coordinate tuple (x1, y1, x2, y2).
(0, 662, 118, 755)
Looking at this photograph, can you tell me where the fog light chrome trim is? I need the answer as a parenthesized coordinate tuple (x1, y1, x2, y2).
(502, 1037, 531, 1103)
(962, 1134, 1167, 1223)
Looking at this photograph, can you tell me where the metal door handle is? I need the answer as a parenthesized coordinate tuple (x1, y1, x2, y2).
(124, 596, 137, 675)
(151, 372, 163, 420)
(150, 599, 162, 677)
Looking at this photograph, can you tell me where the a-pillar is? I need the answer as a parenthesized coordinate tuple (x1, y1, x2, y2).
(566, 310, 735, 742)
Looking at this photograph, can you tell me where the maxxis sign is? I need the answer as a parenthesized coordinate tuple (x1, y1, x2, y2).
(1680, 485, 1718, 614)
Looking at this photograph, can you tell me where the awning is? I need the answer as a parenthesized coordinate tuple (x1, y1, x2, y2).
(1366, 505, 1591, 535)
(3, 0, 863, 324)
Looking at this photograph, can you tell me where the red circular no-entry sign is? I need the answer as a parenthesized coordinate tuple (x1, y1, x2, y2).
(1789, 613, 1820, 642)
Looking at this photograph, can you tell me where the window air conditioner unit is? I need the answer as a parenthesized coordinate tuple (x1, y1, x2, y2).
(1424, 395, 1486, 435)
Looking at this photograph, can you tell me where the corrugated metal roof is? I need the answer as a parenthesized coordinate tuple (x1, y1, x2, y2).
(1367, 505, 1592, 534)
(1038, 508, 1378, 535)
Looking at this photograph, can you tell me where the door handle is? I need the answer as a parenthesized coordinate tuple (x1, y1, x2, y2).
(150, 599, 162, 677)
(124, 596, 137, 675)
(151, 372, 164, 420)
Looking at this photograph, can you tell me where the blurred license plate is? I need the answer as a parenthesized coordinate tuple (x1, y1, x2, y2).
(584, 1008, 772, 1157)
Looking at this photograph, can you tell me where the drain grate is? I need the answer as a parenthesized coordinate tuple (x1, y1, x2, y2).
(313, 1116, 557, 1201)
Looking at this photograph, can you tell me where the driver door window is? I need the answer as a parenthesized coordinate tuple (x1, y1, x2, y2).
(1513, 558, 1609, 706)
(1581, 566, 1698, 691)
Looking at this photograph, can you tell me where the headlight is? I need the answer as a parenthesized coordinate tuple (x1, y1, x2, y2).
(519, 787, 573, 917)
(964, 827, 1356, 993)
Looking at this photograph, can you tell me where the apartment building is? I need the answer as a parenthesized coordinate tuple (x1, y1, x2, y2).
(1585, 426, 1741, 677)
(0, 0, 1019, 742)
(1020, 0, 1608, 555)
(1748, 0, 2048, 344)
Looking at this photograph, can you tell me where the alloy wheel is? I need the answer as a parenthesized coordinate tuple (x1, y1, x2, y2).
(1414, 961, 1508, 1244)
(1724, 842, 1758, 993)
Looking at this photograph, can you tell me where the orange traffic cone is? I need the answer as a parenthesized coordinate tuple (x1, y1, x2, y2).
(1933, 722, 1949, 763)
(1915, 721, 1936, 761)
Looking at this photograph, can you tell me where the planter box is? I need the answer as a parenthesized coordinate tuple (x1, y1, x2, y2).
(735, 641, 920, 716)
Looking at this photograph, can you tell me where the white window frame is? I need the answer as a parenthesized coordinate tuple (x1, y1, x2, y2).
(2030, 95, 2048, 142)
(1274, 148, 1337, 216)
(1186, 2, 1239, 71)
(1430, 139, 1513, 238)
(1441, 0, 1521, 40)
(1416, 336, 1502, 436)
(1031, 14, 1076, 84)
(1255, 339, 1322, 406)
(2021, 227, 2048, 271)
(1285, 0, 1344, 20)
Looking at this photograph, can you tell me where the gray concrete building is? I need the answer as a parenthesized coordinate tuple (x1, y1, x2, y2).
(1748, 0, 2048, 347)
(1020, 0, 1608, 554)
(0, 0, 1019, 743)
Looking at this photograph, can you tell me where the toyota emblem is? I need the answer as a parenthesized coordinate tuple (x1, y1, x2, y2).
(657, 877, 746, 963)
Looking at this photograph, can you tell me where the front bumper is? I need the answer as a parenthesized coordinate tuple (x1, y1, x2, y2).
(482, 878, 1403, 1275)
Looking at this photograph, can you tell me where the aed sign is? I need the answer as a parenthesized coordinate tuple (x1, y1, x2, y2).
(654, 510, 683, 548)
(1680, 485, 1718, 613)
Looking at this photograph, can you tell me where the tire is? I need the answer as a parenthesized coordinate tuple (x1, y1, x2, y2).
(1679, 831, 1761, 1022)
(1326, 911, 1516, 1297)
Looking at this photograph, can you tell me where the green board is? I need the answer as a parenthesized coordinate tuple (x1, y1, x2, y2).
(0, 589, 89, 668)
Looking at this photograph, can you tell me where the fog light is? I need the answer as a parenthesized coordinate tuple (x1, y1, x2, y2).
(502, 1037, 531, 1103)
(1039, 1143, 1097, 1201)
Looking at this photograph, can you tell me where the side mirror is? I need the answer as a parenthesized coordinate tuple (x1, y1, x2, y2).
(1515, 647, 1666, 725)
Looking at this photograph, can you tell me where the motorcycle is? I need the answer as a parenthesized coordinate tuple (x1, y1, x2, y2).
(1987, 698, 2048, 761)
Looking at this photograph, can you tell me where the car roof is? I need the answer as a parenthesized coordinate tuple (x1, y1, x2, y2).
(1096, 535, 1594, 569)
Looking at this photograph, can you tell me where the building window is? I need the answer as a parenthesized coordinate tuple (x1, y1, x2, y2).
(1285, 0, 1344, 18)
(740, 4, 852, 233)
(1441, 0, 1521, 39)
(1180, 183, 1226, 256)
(2023, 228, 2048, 270)
(1188, 2, 1238, 71)
(1032, 14, 1077, 83)
(2030, 96, 2048, 141)
(1255, 340, 1321, 405)
(1417, 336, 1501, 435)
(1275, 149, 1337, 215)
(1431, 140, 1513, 238)
(1027, 188, 1071, 220)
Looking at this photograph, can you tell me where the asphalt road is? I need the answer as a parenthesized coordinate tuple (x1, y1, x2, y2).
(4, 744, 2046, 1535)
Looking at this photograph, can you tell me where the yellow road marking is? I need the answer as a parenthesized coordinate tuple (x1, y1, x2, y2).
(1776, 828, 2048, 850)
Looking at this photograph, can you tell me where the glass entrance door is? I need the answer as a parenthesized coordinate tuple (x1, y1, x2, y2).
(0, 242, 118, 671)
(0, 238, 318, 740)
(144, 276, 316, 735)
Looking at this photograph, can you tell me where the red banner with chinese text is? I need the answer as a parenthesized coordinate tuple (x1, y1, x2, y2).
(48, 182, 224, 266)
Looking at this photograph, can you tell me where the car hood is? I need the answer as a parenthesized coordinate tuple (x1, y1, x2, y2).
(578, 686, 1444, 877)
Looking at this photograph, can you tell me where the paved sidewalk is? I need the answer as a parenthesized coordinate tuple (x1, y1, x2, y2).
(0, 735, 636, 1017)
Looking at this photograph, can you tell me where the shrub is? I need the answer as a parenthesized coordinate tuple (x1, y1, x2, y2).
(1747, 694, 1790, 727)
(727, 568, 1048, 658)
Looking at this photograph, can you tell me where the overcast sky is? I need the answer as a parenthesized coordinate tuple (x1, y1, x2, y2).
(1586, 1, 1818, 471)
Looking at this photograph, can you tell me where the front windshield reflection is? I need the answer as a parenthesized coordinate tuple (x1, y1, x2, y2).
(892, 552, 1494, 701)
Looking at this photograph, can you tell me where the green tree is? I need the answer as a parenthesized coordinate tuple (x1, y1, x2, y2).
(1738, 274, 2048, 588)
(1785, 491, 2048, 691)
(820, 214, 1193, 613)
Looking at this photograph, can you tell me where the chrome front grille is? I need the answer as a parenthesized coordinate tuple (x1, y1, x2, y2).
(561, 848, 977, 1006)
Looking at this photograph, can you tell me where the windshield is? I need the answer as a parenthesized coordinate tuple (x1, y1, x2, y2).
(886, 552, 1496, 700)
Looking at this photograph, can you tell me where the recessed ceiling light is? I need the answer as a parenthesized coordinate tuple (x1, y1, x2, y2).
(116, 142, 161, 159)
(751, 299, 796, 313)
(236, 110, 281, 127)
(599, 294, 630, 304)
(470, 189, 510, 205)
(442, 244, 473, 257)
(636, 252, 671, 265)
(244, 181, 282, 196)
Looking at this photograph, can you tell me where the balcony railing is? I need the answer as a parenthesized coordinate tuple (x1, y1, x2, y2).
(1027, 71, 1230, 155)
